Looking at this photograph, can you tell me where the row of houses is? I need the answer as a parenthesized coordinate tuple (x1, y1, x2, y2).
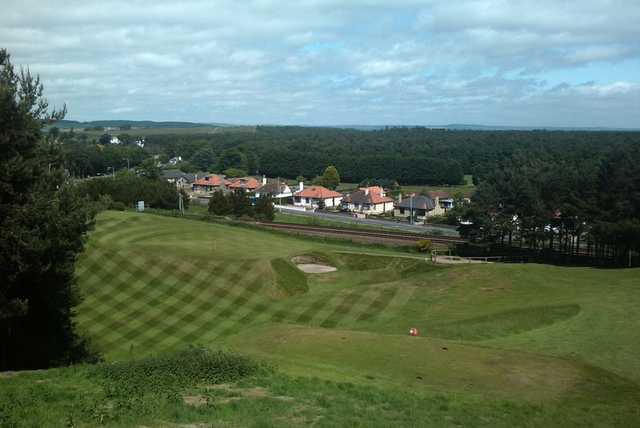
(162, 170, 456, 221)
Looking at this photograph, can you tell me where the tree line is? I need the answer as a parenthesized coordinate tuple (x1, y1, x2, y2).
(453, 144, 640, 266)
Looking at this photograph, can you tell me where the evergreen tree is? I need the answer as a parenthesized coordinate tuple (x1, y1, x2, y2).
(190, 146, 216, 171)
(254, 195, 275, 221)
(321, 165, 340, 190)
(0, 49, 95, 369)
(229, 189, 253, 217)
(208, 190, 231, 216)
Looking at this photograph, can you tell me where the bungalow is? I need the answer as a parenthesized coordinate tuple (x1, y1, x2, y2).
(254, 176, 294, 202)
(427, 191, 454, 215)
(161, 169, 195, 189)
(341, 186, 394, 214)
(227, 176, 261, 192)
(294, 183, 342, 209)
(192, 174, 228, 192)
(394, 194, 437, 223)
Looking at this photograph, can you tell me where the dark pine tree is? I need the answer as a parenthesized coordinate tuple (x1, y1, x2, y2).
(0, 49, 96, 369)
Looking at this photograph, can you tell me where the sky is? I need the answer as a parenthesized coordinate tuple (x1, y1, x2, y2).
(2, 0, 639, 127)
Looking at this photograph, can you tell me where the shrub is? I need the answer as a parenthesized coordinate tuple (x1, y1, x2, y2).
(110, 201, 126, 211)
(93, 347, 260, 397)
(416, 239, 433, 253)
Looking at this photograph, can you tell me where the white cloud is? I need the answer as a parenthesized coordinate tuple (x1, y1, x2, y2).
(0, 0, 638, 126)
(132, 53, 183, 68)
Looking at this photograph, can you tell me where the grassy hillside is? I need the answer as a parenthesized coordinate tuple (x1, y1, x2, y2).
(2, 210, 639, 426)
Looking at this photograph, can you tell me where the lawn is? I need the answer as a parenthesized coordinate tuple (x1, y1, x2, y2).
(337, 174, 476, 197)
(2, 210, 639, 427)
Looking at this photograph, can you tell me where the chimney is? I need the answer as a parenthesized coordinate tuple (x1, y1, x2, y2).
(262, 175, 267, 185)
(398, 192, 402, 202)
(364, 188, 369, 195)
(299, 181, 304, 191)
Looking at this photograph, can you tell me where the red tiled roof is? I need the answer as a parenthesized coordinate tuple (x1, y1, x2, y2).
(343, 186, 394, 205)
(193, 175, 227, 187)
(295, 186, 342, 199)
(227, 177, 260, 190)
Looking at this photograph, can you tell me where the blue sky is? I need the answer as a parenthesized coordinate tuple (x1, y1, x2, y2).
(2, 0, 639, 127)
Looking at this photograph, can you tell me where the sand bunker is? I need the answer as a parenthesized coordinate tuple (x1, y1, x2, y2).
(296, 264, 337, 273)
(291, 255, 337, 274)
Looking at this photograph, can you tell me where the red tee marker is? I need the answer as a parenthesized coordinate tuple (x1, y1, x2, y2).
(409, 327, 419, 336)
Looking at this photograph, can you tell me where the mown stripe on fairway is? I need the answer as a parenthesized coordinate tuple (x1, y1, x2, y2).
(292, 293, 337, 324)
(357, 287, 400, 321)
(96, 258, 264, 354)
(320, 290, 366, 328)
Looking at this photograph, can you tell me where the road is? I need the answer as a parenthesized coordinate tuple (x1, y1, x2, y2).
(276, 207, 460, 237)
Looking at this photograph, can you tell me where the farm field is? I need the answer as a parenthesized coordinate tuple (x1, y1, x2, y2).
(2, 210, 639, 427)
(62, 125, 255, 137)
(337, 174, 476, 197)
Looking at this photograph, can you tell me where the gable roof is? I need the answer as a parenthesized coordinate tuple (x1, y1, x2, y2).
(255, 180, 290, 195)
(343, 186, 394, 205)
(227, 177, 260, 190)
(193, 174, 227, 187)
(396, 195, 436, 210)
(295, 186, 342, 199)
(161, 169, 195, 181)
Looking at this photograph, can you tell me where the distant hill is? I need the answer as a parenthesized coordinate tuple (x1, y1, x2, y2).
(53, 120, 226, 129)
(51, 120, 639, 132)
(333, 123, 640, 132)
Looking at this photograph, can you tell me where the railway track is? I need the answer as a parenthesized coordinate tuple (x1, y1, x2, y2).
(255, 222, 467, 245)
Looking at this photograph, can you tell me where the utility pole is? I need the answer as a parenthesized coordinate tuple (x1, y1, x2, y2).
(125, 158, 130, 171)
(410, 195, 414, 225)
(108, 166, 115, 180)
(178, 191, 185, 215)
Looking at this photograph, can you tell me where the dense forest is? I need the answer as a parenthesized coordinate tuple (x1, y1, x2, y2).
(59, 126, 639, 185)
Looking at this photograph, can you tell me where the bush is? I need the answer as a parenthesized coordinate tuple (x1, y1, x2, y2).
(93, 347, 260, 397)
(416, 239, 433, 253)
(110, 201, 126, 211)
(77, 173, 180, 210)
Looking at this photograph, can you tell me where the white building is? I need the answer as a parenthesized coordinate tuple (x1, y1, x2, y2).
(293, 182, 343, 209)
(341, 186, 394, 214)
(254, 176, 294, 201)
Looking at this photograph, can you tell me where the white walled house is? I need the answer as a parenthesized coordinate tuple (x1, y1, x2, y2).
(254, 176, 294, 202)
(341, 186, 394, 214)
(293, 183, 343, 209)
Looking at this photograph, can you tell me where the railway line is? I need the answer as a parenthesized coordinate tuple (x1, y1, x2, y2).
(255, 222, 467, 245)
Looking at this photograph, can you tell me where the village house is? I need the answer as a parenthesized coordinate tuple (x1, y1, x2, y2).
(227, 176, 261, 192)
(254, 176, 294, 202)
(192, 174, 228, 192)
(161, 169, 195, 189)
(341, 186, 394, 214)
(427, 191, 455, 214)
(293, 183, 342, 209)
(394, 194, 438, 223)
